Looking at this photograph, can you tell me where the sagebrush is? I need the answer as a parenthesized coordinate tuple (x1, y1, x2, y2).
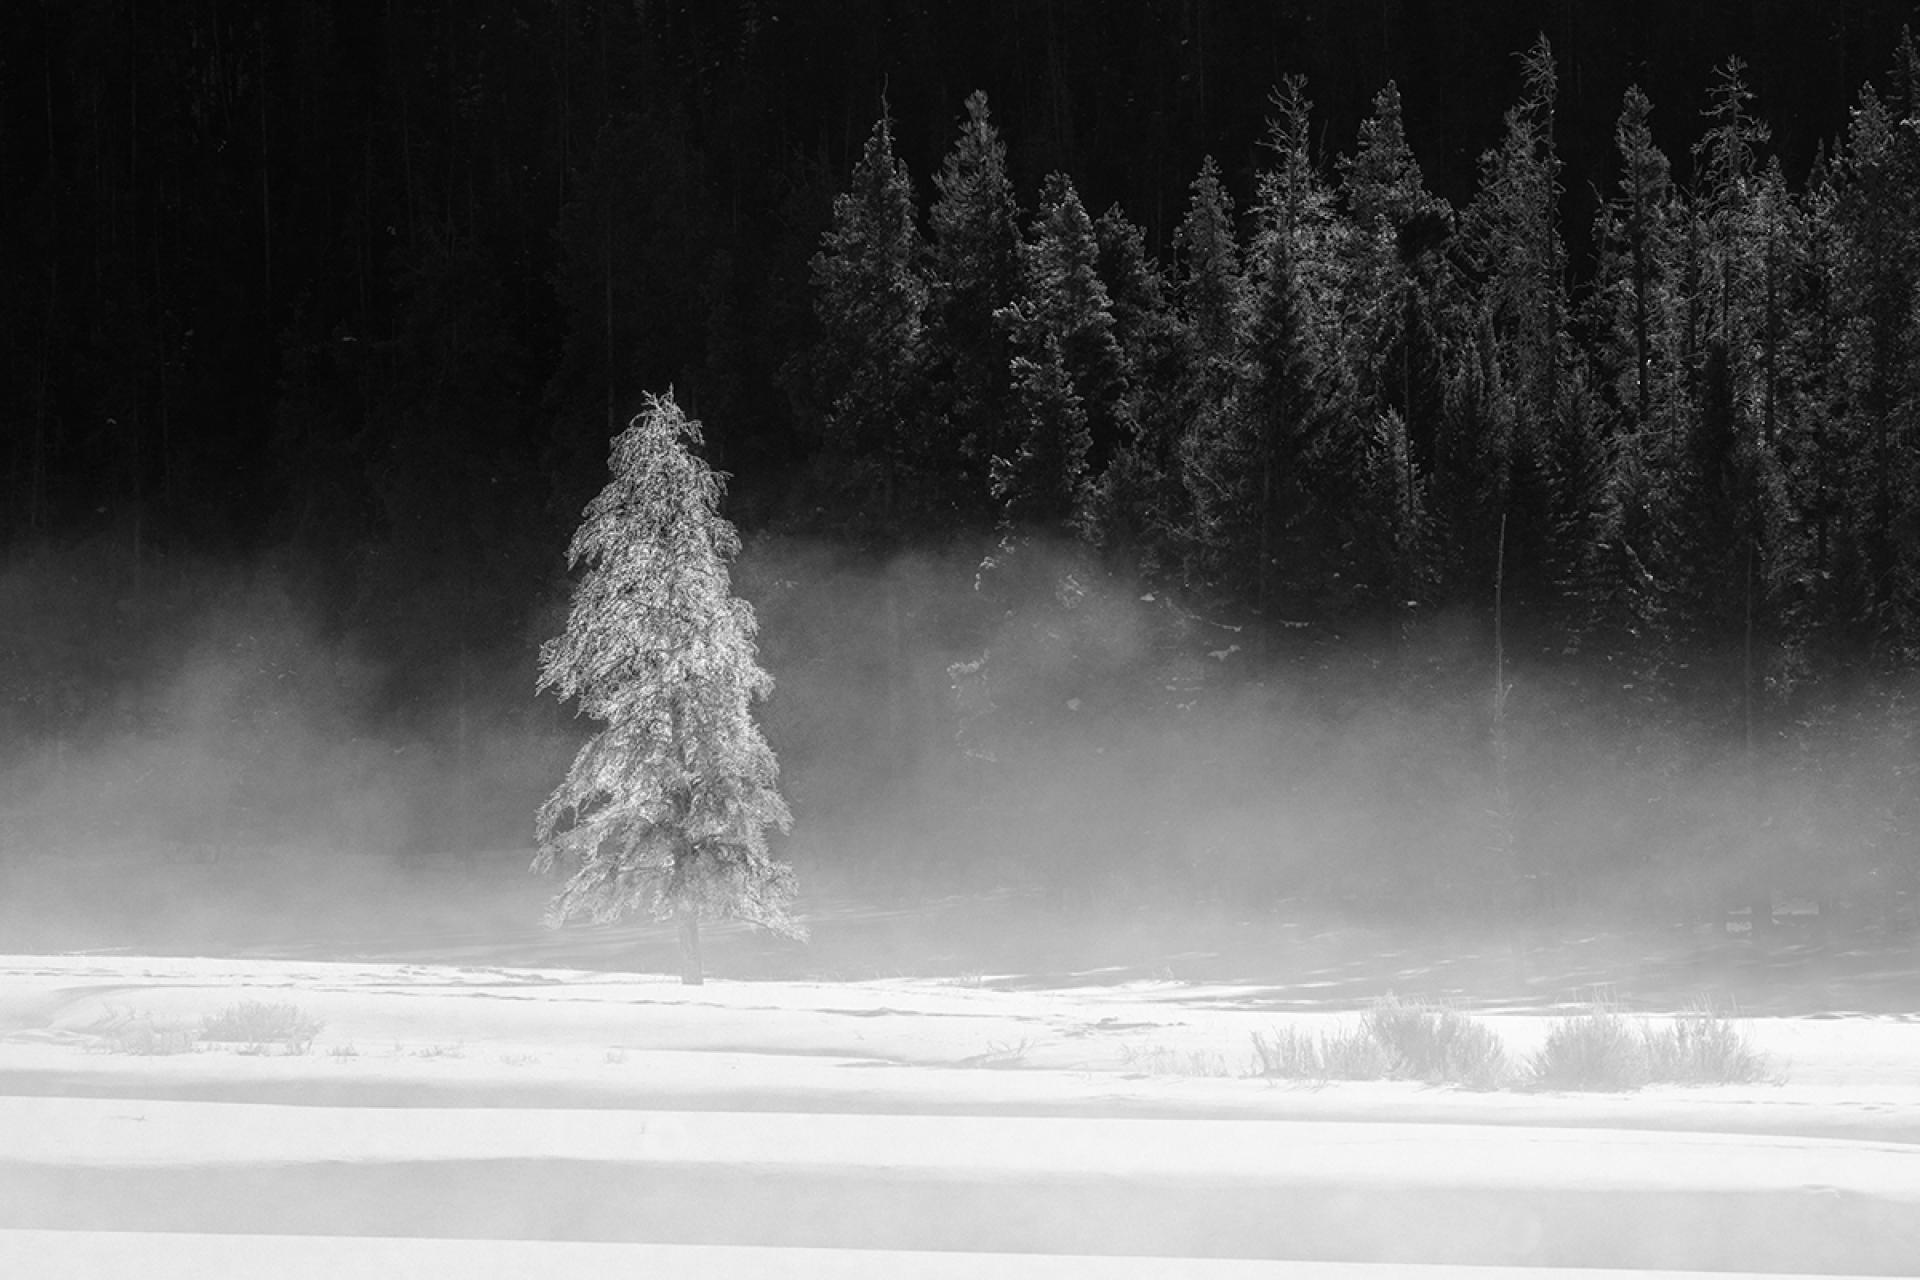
(1250, 996, 1773, 1092)
(1532, 1001, 1771, 1090)
(199, 1001, 324, 1054)
(1252, 996, 1509, 1088)
(94, 1008, 197, 1056)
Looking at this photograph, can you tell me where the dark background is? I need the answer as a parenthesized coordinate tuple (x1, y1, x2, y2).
(4, 1, 1919, 951)
(8, 2, 1914, 547)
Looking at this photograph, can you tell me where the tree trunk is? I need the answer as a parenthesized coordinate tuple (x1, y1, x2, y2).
(677, 904, 705, 985)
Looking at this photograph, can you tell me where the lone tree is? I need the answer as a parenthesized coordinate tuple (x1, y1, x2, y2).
(535, 391, 802, 984)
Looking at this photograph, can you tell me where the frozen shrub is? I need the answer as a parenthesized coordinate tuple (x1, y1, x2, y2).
(1363, 995, 1511, 1088)
(1251, 1020, 1393, 1081)
(1256, 998, 1772, 1092)
(1642, 1002, 1770, 1084)
(1533, 1001, 1774, 1090)
(200, 1001, 324, 1054)
(1254, 998, 1510, 1086)
(1122, 1044, 1236, 1077)
(1531, 1005, 1651, 1090)
(95, 1009, 197, 1056)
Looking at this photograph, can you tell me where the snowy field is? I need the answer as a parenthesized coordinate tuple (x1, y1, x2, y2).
(3, 875, 1919, 1277)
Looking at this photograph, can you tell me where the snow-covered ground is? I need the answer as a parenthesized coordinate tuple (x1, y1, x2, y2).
(3, 944, 1918, 1277)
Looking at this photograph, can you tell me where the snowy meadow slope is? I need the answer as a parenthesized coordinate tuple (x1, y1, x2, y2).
(3, 885, 1920, 1279)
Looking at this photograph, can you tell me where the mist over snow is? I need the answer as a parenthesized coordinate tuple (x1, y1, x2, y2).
(3, 524, 1916, 968)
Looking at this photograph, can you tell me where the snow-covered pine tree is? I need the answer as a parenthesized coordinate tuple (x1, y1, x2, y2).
(534, 391, 800, 985)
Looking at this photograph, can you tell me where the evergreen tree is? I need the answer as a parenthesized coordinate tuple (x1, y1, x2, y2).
(1263, 78, 1412, 625)
(535, 392, 800, 985)
(993, 172, 1123, 533)
(802, 107, 931, 539)
(1664, 60, 1802, 764)
(1088, 202, 1191, 577)
(1462, 36, 1599, 637)
(1188, 80, 1378, 629)
(1171, 156, 1246, 403)
(1784, 152, 1854, 666)
(1826, 72, 1920, 667)
(1581, 86, 1687, 684)
(1161, 157, 1249, 585)
(1094, 204, 1170, 381)
(1259, 78, 1350, 371)
(1590, 87, 1685, 444)
(1187, 217, 1331, 622)
(1687, 57, 1774, 453)
(1338, 80, 1452, 607)
(1340, 81, 1433, 233)
(927, 90, 1021, 512)
(1339, 79, 1452, 421)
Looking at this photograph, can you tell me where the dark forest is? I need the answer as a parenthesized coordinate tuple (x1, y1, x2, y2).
(6, 0, 1920, 950)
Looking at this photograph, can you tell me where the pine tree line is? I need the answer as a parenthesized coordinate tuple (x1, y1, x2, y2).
(806, 43, 1920, 692)
(794, 39, 1920, 920)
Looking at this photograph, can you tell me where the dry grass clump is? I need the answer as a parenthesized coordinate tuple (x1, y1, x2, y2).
(94, 1009, 198, 1056)
(1642, 1002, 1772, 1084)
(1362, 996, 1512, 1089)
(1250, 995, 1772, 1092)
(961, 1037, 1032, 1069)
(1121, 1043, 1237, 1077)
(1529, 1004, 1650, 1089)
(1251, 996, 1509, 1087)
(1249, 1022, 1393, 1080)
(198, 1001, 324, 1055)
(1530, 1001, 1771, 1090)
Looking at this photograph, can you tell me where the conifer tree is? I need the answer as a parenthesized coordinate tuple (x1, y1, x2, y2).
(1094, 203, 1170, 381)
(1260, 78, 1350, 368)
(1189, 216, 1332, 621)
(1467, 38, 1568, 434)
(1171, 156, 1245, 402)
(1260, 78, 1409, 624)
(1581, 86, 1686, 682)
(1160, 157, 1249, 585)
(1188, 80, 1376, 628)
(1688, 57, 1775, 448)
(1341, 81, 1427, 232)
(993, 172, 1122, 533)
(1785, 154, 1853, 662)
(535, 392, 800, 985)
(1338, 80, 1451, 606)
(1665, 60, 1802, 755)
(1463, 36, 1600, 636)
(927, 91, 1021, 508)
(805, 107, 930, 538)
(1338, 79, 1451, 408)
(1088, 203, 1190, 576)
(1591, 87, 1684, 444)
(1827, 72, 1920, 666)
